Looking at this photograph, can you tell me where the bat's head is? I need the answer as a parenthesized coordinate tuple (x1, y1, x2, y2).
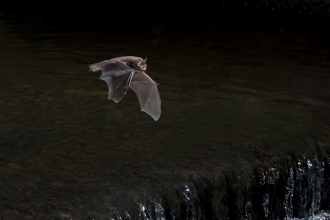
(137, 57, 147, 71)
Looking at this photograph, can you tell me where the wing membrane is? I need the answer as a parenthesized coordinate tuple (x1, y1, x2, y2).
(129, 72, 161, 121)
(89, 61, 133, 103)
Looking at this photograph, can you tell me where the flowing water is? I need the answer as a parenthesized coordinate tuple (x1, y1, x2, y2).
(0, 14, 330, 219)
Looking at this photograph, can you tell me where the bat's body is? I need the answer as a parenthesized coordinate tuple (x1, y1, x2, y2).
(89, 56, 161, 121)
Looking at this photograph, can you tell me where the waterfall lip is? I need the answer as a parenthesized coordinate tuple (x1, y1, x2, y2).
(285, 211, 330, 220)
(112, 157, 330, 220)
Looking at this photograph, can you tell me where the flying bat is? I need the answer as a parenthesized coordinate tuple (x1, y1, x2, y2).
(89, 56, 161, 121)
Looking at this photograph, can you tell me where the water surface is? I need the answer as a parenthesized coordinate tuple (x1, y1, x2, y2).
(0, 15, 330, 219)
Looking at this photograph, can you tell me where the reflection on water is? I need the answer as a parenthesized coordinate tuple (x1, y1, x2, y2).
(0, 15, 330, 219)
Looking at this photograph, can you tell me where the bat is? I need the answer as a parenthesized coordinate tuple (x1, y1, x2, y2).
(89, 56, 161, 121)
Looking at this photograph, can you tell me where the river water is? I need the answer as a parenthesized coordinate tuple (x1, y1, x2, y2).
(0, 14, 330, 219)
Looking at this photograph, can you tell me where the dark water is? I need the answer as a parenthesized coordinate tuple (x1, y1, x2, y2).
(0, 14, 330, 219)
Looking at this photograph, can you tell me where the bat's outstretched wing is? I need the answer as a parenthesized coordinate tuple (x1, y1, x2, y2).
(89, 61, 133, 103)
(129, 72, 161, 121)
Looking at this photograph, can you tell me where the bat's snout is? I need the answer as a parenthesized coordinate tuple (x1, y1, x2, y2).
(139, 64, 147, 71)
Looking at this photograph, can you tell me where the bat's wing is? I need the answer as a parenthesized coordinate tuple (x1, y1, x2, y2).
(89, 61, 133, 103)
(129, 72, 161, 121)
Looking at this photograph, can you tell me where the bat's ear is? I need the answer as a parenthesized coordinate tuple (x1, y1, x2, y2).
(144, 57, 147, 63)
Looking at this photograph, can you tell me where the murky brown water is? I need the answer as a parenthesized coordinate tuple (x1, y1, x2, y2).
(0, 15, 330, 219)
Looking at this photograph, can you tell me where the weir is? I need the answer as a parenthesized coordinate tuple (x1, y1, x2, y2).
(112, 155, 330, 220)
